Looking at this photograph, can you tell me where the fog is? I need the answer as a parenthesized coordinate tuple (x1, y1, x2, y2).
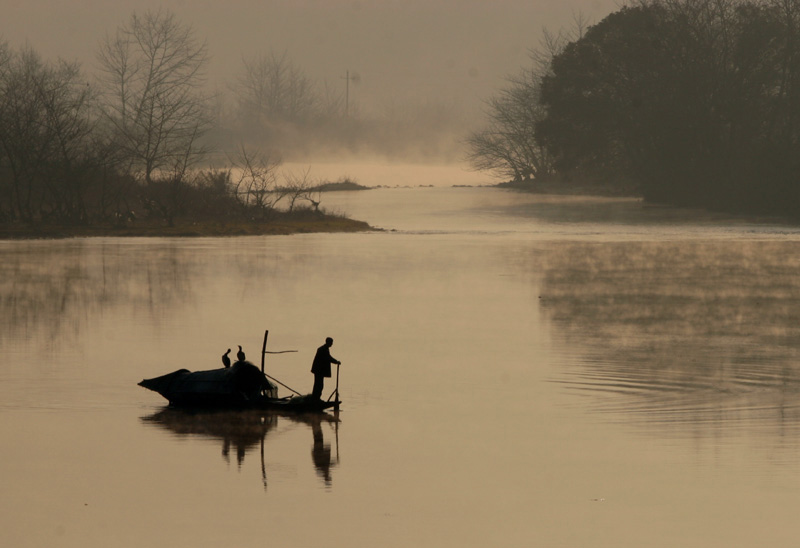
(4, 0, 618, 158)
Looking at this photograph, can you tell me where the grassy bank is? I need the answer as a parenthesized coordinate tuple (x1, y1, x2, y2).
(313, 179, 372, 192)
(0, 213, 374, 239)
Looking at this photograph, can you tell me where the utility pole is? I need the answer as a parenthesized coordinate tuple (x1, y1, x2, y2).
(342, 70, 357, 118)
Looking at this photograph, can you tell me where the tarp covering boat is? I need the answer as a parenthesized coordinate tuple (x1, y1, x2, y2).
(138, 361, 278, 407)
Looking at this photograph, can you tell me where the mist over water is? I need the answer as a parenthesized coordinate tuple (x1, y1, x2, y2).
(279, 160, 488, 189)
(4, 187, 800, 547)
(3, 1, 624, 168)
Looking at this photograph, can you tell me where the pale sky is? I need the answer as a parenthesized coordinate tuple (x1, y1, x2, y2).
(3, 0, 620, 115)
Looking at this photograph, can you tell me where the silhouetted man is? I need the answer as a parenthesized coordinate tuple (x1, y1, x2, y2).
(311, 337, 340, 400)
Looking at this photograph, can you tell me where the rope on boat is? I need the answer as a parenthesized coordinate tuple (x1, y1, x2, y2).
(264, 372, 303, 396)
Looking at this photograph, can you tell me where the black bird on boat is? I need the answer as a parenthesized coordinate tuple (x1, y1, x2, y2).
(222, 348, 231, 368)
(236, 345, 246, 362)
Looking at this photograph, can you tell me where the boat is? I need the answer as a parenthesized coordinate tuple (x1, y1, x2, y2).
(138, 329, 342, 413)
(138, 361, 341, 412)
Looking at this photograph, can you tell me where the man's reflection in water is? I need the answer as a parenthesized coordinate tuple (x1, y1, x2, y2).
(311, 418, 333, 485)
(141, 409, 339, 488)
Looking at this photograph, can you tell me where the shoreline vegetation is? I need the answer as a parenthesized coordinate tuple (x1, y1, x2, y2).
(495, 178, 639, 198)
(0, 180, 374, 240)
(0, 213, 373, 240)
(0, 11, 391, 242)
(493, 177, 800, 225)
(466, 1, 800, 220)
(311, 180, 371, 192)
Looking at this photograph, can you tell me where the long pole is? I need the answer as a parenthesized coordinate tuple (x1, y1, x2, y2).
(261, 330, 269, 373)
(328, 362, 340, 403)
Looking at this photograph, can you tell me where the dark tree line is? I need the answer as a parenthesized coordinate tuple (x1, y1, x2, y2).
(0, 11, 330, 227)
(469, 0, 800, 217)
(0, 8, 468, 228)
(465, 23, 587, 183)
(0, 10, 218, 226)
(0, 45, 103, 224)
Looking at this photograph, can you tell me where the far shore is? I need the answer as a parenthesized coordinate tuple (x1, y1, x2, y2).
(494, 178, 800, 224)
(494, 178, 639, 198)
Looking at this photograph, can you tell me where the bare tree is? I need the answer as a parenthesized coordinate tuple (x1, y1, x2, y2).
(235, 51, 320, 127)
(278, 166, 321, 212)
(229, 144, 283, 216)
(318, 79, 345, 121)
(0, 46, 47, 221)
(37, 59, 98, 223)
(465, 19, 586, 181)
(96, 9, 211, 184)
(0, 46, 98, 222)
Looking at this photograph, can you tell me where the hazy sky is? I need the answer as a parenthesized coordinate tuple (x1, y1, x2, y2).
(3, 0, 620, 115)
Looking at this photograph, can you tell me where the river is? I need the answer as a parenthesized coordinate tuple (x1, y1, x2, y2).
(3, 186, 800, 547)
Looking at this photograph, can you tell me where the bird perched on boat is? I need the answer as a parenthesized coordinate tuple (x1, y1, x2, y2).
(237, 345, 246, 362)
(222, 348, 231, 368)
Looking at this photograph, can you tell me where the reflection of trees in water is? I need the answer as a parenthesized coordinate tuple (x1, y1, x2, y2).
(0, 239, 324, 353)
(141, 408, 339, 489)
(0, 241, 196, 349)
(538, 240, 800, 433)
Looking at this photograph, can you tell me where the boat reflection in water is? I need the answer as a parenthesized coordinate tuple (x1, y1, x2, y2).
(141, 408, 340, 488)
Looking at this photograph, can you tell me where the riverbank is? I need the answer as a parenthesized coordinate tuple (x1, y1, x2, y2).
(494, 178, 800, 225)
(0, 213, 374, 239)
(496, 178, 639, 198)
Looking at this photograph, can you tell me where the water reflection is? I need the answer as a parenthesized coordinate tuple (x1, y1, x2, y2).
(496, 194, 750, 226)
(0, 240, 196, 350)
(537, 240, 800, 436)
(0, 238, 325, 356)
(141, 408, 340, 488)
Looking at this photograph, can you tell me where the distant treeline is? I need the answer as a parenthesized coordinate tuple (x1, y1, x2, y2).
(0, 10, 452, 227)
(468, 0, 800, 217)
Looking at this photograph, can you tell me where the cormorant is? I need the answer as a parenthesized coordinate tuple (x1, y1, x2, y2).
(237, 345, 246, 362)
(222, 348, 231, 368)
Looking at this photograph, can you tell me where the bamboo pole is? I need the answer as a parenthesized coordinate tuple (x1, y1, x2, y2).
(335, 362, 340, 403)
(328, 363, 340, 403)
(261, 330, 269, 373)
(259, 328, 301, 396)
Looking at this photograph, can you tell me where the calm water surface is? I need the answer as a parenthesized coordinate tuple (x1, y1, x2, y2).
(3, 187, 800, 547)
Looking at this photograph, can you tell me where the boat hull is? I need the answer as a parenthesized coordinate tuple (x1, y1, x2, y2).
(139, 363, 340, 412)
(259, 394, 340, 412)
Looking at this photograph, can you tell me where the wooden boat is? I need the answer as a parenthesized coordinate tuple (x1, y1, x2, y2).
(138, 361, 341, 412)
(139, 330, 341, 413)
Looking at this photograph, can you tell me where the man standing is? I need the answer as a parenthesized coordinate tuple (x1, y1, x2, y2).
(311, 337, 341, 400)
